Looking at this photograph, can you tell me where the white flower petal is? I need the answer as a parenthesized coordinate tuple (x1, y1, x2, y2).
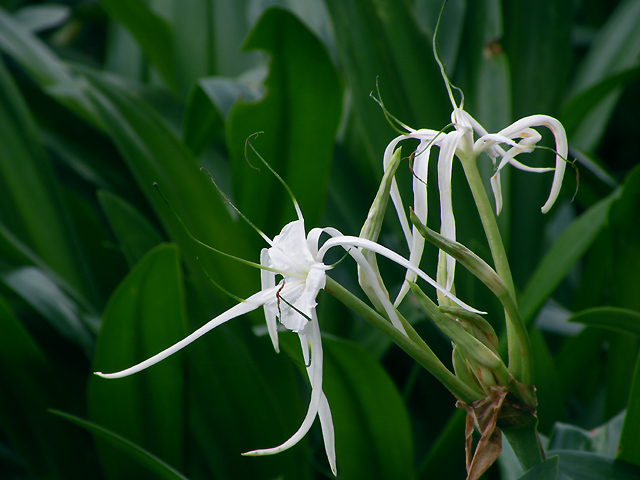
(438, 131, 464, 291)
(319, 226, 407, 335)
(395, 139, 430, 306)
(318, 391, 337, 476)
(269, 220, 315, 275)
(95, 287, 277, 379)
(490, 172, 503, 215)
(261, 248, 279, 353)
(384, 135, 415, 249)
(243, 317, 325, 458)
(319, 235, 484, 315)
(497, 115, 568, 213)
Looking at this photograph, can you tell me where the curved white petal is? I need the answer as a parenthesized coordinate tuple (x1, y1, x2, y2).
(497, 115, 568, 213)
(243, 316, 325, 458)
(95, 287, 278, 379)
(438, 131, 464, 291)
(490, 172, 503, 215)
(318, 391, 337, 475)
(318, 236, 484, 314)
(261, 248, 279, 352)
(395, 139, 430, 306)
(319, 227, 407, 335)
(383, 135, 414, 249)
(269, 220, 315, 276)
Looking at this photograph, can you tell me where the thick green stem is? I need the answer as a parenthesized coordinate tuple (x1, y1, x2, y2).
(458, 153, 516, 299)
(501, 417, 545, 472)
(458, 153, 532, 385)
(324, 276, 483, 404)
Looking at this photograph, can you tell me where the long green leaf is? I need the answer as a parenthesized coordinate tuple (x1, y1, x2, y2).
(618, 352, 640, 467)
(529, 328, 564, 433)
(97, 190, 164, 268)
(182, 77, 259, 157)
(184, 328, 311, 480)
(325, 0, 451, 180)
(547, 450, 640, 480)
(519, 192, 618, 324)
(515, 456, 558, 480)
(227, 7, 342, 233)
(318, 336, 415, 480)
(1, 266, 96, 355)
(503, 0, 571, 118)
(50, 410, 189, 480)
(567, 0, 640, 151)
(0, 298, 98, 479)
(568, 307, 640, 336)
(0, 55, 96, 304)
(88, 244, 187, 480)
(171, 0, 257, 95)
(0, 8, 96, 122)
(561, 64, 640, 138)
(98, 0, 175, 91)
(80, 70, 253, 304)
(501, 0, 572, 284)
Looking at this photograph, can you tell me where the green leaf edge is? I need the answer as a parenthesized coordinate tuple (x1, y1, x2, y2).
(49, 409, 189, 480)
(567, 306, 640, 337)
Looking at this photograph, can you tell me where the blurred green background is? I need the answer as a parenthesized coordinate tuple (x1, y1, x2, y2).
(1, 0, 639, 479)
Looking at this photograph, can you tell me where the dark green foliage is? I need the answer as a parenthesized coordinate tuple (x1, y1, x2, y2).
(0, 1, 639, 479)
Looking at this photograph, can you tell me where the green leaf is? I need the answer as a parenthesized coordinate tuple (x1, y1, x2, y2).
(50, 410, 190, 480)
(98, 0, 176, 91)
(0, 8, 96, 122)
(554, 327, 605, 409)
(547, 450, 640, 480)
(607, 165, 640, 310)
(0, 297, 98, 479)
(0, 55, 96, 303)
(98, 190, 164, 268)
(514, 456, 559, 480)
(567, 0, 640, 152)
(560, 64, 640, 139)
(501, 0, 572, 283)
(103, 19, 145, 81)
(227, 7, 342, 233)
(1, 266, 96, 356)
(321, 336, 415, 480)
(13, 4, 70, 32)
(568, 307, 640, 336)
(619, 352, 640, 467)
(171, 0, 257, 95)
(548, 412, 625, 458)
(457, 0, 511, 132)
(529, 328, 564, 433)
(80, 69, 254, 303)
(325, 0, 450, 179)
(519, 192, 618, 324)
(182, 77, 259, 157)
(503, 0, 572, 118)
(88, 244, 187, 479)
(184, 328, 311, 480)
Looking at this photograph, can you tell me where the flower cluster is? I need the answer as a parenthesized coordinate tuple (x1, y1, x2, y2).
(383, 106, 568, 302)
(96, 192, 479, 476)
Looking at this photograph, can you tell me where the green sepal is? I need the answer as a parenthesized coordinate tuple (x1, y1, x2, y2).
(358, 146, 404, 312)
(452, 344, 484, 393)
(408, 281, 509, 383)
(439, 305, 499, 353)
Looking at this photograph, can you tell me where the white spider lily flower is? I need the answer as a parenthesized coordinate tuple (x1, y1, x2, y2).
(382, 106, 568, 303)
(95, 199, 481, 476)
